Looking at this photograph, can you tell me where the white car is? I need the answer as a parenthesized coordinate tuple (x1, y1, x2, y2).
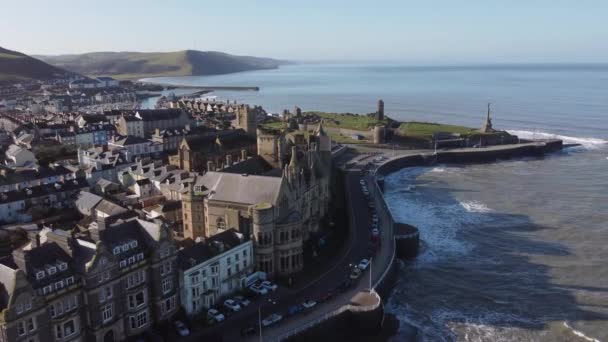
(371, 228, 380, 237)
(262, 313, 283, 327)
(302, 299, 317, 309)
(249, 284, 268, 295)
(358, 258, 371, 270)
(207, 308, 225, 322)
(261, 280, 278, 292)
(173, 320, 190, 337)
(234, 295, 251, 307)
(224, 299, 241, 312)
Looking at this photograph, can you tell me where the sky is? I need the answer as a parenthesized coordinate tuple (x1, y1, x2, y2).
(1, 0, 607, 63)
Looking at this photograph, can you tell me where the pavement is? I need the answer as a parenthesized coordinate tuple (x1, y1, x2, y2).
(175, 168, 386, 342)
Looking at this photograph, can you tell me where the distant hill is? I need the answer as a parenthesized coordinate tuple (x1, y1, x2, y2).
(0, 46, 74, 84)
(36, 50, 286, 79)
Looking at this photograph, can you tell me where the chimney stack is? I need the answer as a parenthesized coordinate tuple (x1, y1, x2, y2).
(241, 149, 247, 161)
(226, 154, 233, 167)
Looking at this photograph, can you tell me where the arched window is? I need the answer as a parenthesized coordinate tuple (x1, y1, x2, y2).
(216, 217, 226, 231)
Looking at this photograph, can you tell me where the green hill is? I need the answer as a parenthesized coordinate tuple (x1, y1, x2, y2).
(36, 50, 286, 79)
(0, 46, 73, 83)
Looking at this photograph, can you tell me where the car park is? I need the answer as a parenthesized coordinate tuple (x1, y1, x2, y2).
(173, 321, 190, 337)
(262, 313, 283, 327)
(234, 295, 251, 307)
(302, 299, 317, 309)
(249, 284, 268, 295)
(207, 308, 225, 322)
(358, 258, 371, 270)
(223, 299, 241, 312)
(261, 280, 278, 292)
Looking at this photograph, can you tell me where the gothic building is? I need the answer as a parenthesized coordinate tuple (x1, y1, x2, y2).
(181, 124, 332, 277)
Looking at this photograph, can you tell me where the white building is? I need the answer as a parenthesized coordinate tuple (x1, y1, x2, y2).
(5, 144, 37, 168)
(177, 229, 253, 316)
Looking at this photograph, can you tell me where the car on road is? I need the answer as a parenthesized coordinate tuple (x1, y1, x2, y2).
(249, 284, 268, 295)
(302, 299, 317, 309)
(234, 295, 251, 307)
(262, 313, 283, 327)
(240, 325, 257, 336)
(207, 308, 225, 322)
(350, 267, 362, 280)
(223, 299, 241, 312)
(358, 258, 371, 270)
(261, 280, 278, 292)
(288, 304, 304, 316)
(173, 321, 190, 337)
(371, 228, 380, 238)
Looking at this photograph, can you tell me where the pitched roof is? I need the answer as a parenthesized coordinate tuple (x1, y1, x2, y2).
(95, 199, 128, 217)
(135, 109, 184, 122)
(75, 191, 103, 212)
(195, 171, 283, 205)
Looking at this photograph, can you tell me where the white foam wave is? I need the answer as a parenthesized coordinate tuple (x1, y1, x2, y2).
(507, 130, 608, 149)
(562, 322, 601, 342)
(460, 200, 494, 213)
(430, 166, 447, 173)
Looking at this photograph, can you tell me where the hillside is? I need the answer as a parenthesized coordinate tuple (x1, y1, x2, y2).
(36, 50, 285, 79)
(0, 46, 73, 83)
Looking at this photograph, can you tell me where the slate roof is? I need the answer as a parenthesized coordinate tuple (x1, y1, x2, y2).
(111, 135, 150, 146)
(136, 109, 183, 122)
(75, 191, 103, 212)
(177, 229, 244, 270)
(195, 171, 283, 205)
(95, 199, 128, 217)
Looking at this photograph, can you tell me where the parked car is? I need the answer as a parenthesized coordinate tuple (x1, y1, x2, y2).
(249, 284, 268, 295)
(302, 299, 317, 309)
(261, 280, 278, 292)
(288, 304, 304, 316)
(173, 321, 190, 337)
(358, 258, 371, 270)
(262, 313, 283, 327)
(240, 325, 257, 336)
(368, 202, 375, 209)
(234, 295, 251, 307)
(207, 308, 225, 322)
(224, 299, 241, 312)
(371, 228, 380, 237)
(349, 267, 362, 280)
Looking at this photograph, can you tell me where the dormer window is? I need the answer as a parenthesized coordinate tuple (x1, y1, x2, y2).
(66, 276, 74, 286)
(36, 271, 45, 280)
(113, 247, 121, 255)
(47, 266, 57, 275)
(130, 240, 138, 248)
(55, 280, 64, 290)
(122, 243, 129, 251)
(128, 256, 135, 264)
(99, 258, 107, 266)
(136, 253, 144, 261)
(119, 260, 127, 268)
(43, 285, 53, 295)
(58, 262, 68, 271)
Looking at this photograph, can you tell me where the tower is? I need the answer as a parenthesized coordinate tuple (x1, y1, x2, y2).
(376, 99, 385, 121)
(182, 183, 206, 240)
(236, 104, 257, 136)
(481, 103, 494, 133)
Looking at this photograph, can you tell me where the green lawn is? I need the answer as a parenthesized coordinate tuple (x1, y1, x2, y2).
(399, 122, 477, 139)
(309, 112, 388, 131)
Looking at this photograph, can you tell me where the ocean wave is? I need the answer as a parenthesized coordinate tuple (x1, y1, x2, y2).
(562, 322, 601, 342)
(460, 200, 494, 213)
(507, 130, 608, 149)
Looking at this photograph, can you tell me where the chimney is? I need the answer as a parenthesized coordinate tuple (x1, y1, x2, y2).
(241, 149, 247, 161)
(226, 154, 233, 167)
(207, 161, 216, 172)
(155, 128, 160, 136)
(34, 234, 41, 248)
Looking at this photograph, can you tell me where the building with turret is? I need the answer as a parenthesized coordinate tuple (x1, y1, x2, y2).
(181, 123, 332, 277)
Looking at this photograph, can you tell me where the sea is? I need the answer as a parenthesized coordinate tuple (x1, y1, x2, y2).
(142, 63, 608, 341)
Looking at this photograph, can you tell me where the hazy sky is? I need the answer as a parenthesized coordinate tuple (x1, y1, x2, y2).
(1, 0, 607, 63)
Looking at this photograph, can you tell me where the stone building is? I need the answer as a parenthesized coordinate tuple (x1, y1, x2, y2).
(0, 218, 179, 342)
(376, 99, 385, 121)
(181, 124, 332, 277)
(234, 105, 257, 137)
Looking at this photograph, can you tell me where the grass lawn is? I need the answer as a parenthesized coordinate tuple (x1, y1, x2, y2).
(310, 112, 388, 131)
(399, 121, 477, 139)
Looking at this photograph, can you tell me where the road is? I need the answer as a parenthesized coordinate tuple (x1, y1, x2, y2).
(177, 169, 377, 341)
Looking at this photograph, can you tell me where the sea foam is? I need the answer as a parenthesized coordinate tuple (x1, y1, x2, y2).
(507, 130, 608, 150)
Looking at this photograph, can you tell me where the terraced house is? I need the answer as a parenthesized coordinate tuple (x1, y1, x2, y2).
(0, 217, 179, 342)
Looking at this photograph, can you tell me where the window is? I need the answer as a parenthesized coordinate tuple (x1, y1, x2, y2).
(27, 317, 36, 332)
(36, 271, 45, 280)
(113, 247, 121, 255)
(136, 253, 144, 261)
(227, 256, 231, 265)
(161, 261, 172, 276)
(58, 262, 68, 271)
(99, 257, 107, 266)
(99, 286, 112, 302)
(190, 274, 199, 285)
(243, 249, 247, 257)
(43, 285, 53, 295)
(162, 278, 172, 294)
(161, 296, 176, 314)
(235, 253, 239, 261)
(130, 240, 138, 248)
(55, 281, 64, 290)
(119, 260, 127, 268)
(227, 268, 232, 276)
(128, 256, 135, 264)
(128, 291, 146, 309)
(160, 248, 170, 258)
(216, 217, 226, 230)
(236, 264, 240, 273)
(129, 311, 148, 330)
(191, 287, 199, 298)
(66, 276, 75, 286)
(47, 266, 57, 275)
(126, 270, 145, 289)
(102, 304, 113, 322)
(18, 321, 26, 336)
